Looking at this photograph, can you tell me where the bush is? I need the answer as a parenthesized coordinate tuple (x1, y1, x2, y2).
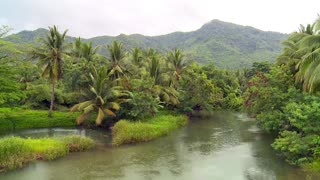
(272, 131, 319, 165)
(112, 113, 188, 146)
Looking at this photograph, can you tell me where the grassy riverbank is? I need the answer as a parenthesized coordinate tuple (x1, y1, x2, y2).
(0, 108, 78, 131)
(0, 135, 95, 172)
(112, 112, 188, 146)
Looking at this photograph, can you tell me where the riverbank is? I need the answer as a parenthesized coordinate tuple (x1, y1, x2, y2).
(112, 112, 188, 146)
(0, 135, 95, 172)
(0, 108, 78, 131)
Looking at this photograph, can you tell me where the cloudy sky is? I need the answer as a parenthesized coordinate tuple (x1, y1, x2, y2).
(1, 0, 320, 38)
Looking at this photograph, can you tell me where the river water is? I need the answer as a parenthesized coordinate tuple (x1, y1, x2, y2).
(0, 112, 319, 180)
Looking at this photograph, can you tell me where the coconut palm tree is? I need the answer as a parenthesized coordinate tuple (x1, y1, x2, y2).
(31, 25, 68, 117)
(145, 50, 180, 106)
(294, 17, 320, 92)
(166, 48, 188, 81)
(70, 66, 128, 125)
(131, 47, 143, 67)
(71, 38, 99, 63)
(107, 41, 127, 80)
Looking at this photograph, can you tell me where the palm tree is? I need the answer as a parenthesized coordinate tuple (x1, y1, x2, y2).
(166, 48, 188, 81)
(107, 41, 127, 80)
(131, 47, 143, 67)
(82, 41, 99, 62)
(31, 25, 68, 117)
(148, 52, 162, 85)
(70, 66, 128, 125)
(71, 38, 99, 63)
(71, 37, 83, 59)
(294, 17, 320, 92)
(145, 50, 180, 106)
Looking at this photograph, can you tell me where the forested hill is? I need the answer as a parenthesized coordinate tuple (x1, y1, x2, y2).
(5, 19, 287, 68)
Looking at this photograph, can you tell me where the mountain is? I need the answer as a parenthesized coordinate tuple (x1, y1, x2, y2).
(5, 20, 288, 68)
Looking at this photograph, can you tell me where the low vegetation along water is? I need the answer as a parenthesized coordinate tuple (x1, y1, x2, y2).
(1, 112, 319, 180)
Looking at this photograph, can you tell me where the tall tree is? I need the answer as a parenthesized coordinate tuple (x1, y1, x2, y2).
(166, 48, 188, 81)
(107, 41, 127, 80)
(31, 25, 68, 117)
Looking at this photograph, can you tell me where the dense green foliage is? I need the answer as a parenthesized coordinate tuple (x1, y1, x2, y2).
(5, 20, 287, 68)
(244, 15, 320, 171)
(3, 13, 320, 175)
(0, 135, 95, 172)
(112, 112, 188, 146)
(0, 24, 245, 157)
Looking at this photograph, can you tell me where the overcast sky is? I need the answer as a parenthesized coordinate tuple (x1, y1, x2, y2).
(1, 0, 320, 38)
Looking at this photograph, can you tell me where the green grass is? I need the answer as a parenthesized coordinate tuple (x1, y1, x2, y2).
(25, 138, 68, 160)
(112, 112, 188, 146)
(60, 135, 95, 152)
(0, 135, 95, 172)
(0, 108, 79, 131)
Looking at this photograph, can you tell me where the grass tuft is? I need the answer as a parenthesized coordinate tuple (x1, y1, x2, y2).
(60, 135, 95, 152)
(112, 113, 188, 146)
(0, 135, 95, 172)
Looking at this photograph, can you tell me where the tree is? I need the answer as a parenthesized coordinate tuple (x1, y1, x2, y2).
(31, 25, 68, 117)
(277, 16, 320, 93)
(166, 48, 188, 81)
(145, 49, 180, 106)
(0, 59, 26, 106)
(70, 66, 128, 125)
(131, 47, 143, 67)
(294, 17, 320, 92)
(107, 41, 127, 80)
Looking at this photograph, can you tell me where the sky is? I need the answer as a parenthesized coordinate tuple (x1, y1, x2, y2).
(1, 0, 320, 38)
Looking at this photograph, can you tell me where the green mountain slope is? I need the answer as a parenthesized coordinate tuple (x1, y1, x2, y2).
(5, 19, 287, 68)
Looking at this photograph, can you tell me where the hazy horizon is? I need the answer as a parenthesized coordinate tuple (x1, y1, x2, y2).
(1, 0, 320, 38)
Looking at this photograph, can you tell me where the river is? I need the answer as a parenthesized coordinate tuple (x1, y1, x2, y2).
(0, 112, 319, 180)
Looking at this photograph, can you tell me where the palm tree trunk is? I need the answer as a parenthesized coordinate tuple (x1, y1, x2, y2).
(48, 80, 55, 117)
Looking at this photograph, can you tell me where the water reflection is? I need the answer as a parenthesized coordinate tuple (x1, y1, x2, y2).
(1, 112, 319, 180)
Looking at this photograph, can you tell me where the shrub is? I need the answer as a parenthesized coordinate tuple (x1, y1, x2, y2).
(272, 131, 320, 165)
(112, 113, 188, 146)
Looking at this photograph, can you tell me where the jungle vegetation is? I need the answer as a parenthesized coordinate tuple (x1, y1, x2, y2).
(1, 15, 320, 172)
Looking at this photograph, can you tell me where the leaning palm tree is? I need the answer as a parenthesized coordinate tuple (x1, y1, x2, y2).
(70, 66, 128, 125)
(107, 41, 127, 80)
(31, 25, 68, 117)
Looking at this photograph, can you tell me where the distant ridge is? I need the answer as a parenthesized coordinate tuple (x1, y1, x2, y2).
(5, 19, 288, 68)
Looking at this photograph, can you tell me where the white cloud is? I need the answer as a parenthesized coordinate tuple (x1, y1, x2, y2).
(1, 0, 319, 38)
